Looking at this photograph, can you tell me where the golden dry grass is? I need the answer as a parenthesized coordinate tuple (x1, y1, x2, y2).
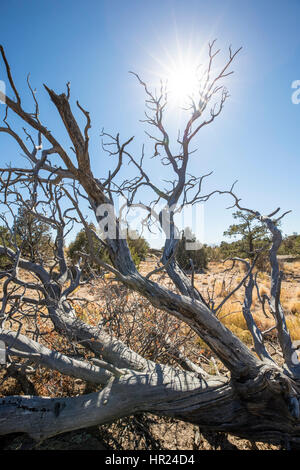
(287, 301, 300, 315)
(286, 314, 300, 341)
(192, 259, 300, 345)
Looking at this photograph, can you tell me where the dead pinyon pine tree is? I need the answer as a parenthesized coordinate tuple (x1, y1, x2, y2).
(0, 42, 299, 448)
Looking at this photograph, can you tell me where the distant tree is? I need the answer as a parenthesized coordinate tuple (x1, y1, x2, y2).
(13, 206, 52, 263)
(222, 211, 269, 260)
(176, 227, 207, 271)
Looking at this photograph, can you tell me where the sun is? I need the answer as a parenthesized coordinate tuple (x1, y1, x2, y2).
(166, 61, 199, 106)
(148, 42, 208, 111)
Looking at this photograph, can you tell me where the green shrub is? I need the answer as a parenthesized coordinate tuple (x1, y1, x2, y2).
(127, 230, 149, 263)
(176, 228, 207, 272)
(68, 226, 149, 273)
(0, 226, 14, 269)
(13, 206, 52, 262)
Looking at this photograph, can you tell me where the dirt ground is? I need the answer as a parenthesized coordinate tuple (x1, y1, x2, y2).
(0, 416, 279, 450)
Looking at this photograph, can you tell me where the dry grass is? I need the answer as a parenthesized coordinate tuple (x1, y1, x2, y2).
(281, 261, 300, 275)
(195, 259, 300, 344)
(286, 314, 300, 341)
(287, 301, 300, 315)
(222, 313, 252, 344)
(259, 289, 267, 299)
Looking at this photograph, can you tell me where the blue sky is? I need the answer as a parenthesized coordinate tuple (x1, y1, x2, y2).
(1, 0, 300, 247)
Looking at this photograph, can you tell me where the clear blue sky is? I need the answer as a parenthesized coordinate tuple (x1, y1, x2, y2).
(1, 0, 300, 247)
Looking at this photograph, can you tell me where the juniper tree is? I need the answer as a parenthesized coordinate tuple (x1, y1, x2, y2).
(223, 210, 269, 260)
